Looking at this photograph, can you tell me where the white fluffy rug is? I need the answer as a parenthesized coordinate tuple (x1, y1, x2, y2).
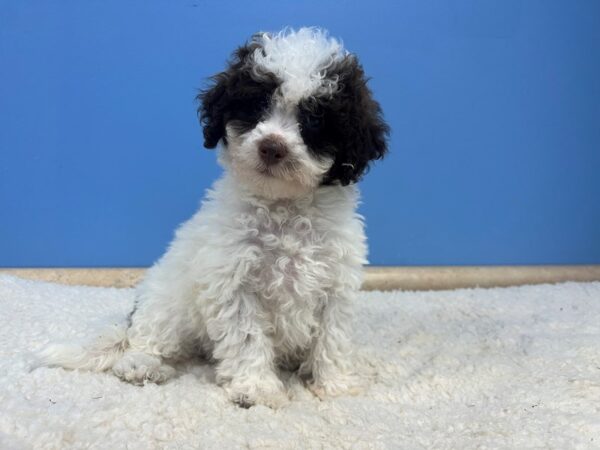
(1, 275, 599, 449)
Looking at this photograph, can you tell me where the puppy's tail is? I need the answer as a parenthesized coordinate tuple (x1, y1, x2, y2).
(36, 323, 129, 372)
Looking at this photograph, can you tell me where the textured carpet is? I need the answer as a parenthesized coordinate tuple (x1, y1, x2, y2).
(1, 275, 599, 449)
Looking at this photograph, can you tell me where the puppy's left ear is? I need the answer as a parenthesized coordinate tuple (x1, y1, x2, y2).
(326, 56, 390, 185)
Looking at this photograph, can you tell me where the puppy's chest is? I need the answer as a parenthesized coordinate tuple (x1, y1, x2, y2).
(237, 204, 333, 300)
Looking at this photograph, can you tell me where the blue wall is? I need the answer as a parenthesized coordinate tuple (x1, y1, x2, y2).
(1, 0, 599, 267)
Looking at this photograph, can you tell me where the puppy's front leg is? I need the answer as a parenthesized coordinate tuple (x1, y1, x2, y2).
(206, 291, 288, 409)
(303, 292, 364, 399)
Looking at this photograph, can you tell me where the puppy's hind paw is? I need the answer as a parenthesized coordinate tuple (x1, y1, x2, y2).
(112, 352, 176, 385)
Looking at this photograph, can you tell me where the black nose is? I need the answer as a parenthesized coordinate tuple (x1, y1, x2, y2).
(258, 136, 288, 166)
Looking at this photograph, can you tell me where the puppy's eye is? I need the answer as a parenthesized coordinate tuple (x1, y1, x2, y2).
(229, 94, 271, 127)
(229, 119, 255, 134)
(298, 101, 335, 155)
(302, 115, 322, 132)
(300, 111, 326, 135)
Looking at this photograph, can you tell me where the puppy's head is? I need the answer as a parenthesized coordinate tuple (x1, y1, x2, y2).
(198, 28, 389, 199)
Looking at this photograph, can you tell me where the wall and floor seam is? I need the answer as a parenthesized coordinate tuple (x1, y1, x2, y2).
(1, 266, 599, 291)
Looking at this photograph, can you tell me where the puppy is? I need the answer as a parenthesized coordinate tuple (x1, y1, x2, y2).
(39, 27, 389, 408)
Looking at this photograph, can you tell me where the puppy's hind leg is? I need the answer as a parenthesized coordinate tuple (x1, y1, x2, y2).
(112, 270, 203, 385)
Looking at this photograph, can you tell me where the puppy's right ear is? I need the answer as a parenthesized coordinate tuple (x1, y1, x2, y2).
(197, 44, 257, 149)
(198, 72, 228, 149)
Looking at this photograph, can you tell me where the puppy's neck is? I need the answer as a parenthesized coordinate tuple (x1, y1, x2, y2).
(216, 171, 358, 215)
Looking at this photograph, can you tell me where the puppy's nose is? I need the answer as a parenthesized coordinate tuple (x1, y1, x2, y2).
(258, 136, 288, 166)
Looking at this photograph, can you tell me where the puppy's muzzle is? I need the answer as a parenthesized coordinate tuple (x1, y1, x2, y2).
(258, 135, 288, 166)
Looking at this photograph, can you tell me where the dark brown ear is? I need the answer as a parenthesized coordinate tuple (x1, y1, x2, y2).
(334, 56, 389, 185)
(308, 55, 389, 185)
(197, 40, 277, 149)
(197, 45, 251, 149)
(198, 73, 228, 149)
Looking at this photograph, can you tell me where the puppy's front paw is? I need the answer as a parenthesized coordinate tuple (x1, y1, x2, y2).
(308, 374, 365, 400)
(226, 377, 289, 409)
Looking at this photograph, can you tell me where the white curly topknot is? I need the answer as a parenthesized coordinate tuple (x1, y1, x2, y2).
(251, 27, 348, 102)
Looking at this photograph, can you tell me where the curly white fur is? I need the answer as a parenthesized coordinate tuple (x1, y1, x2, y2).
(251, 28, 347, 102)
(39, 172, 367, 407)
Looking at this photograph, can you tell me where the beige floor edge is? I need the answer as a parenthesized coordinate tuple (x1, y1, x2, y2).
(2, 266, 600, 291)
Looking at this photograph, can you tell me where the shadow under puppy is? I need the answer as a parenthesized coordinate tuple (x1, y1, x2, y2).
(39, 27, 389, 409)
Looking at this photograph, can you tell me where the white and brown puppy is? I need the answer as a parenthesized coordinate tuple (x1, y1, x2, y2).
(40, 27, 389, 408)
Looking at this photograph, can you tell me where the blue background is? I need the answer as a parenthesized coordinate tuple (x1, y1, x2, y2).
(1, 0, 599, 267)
